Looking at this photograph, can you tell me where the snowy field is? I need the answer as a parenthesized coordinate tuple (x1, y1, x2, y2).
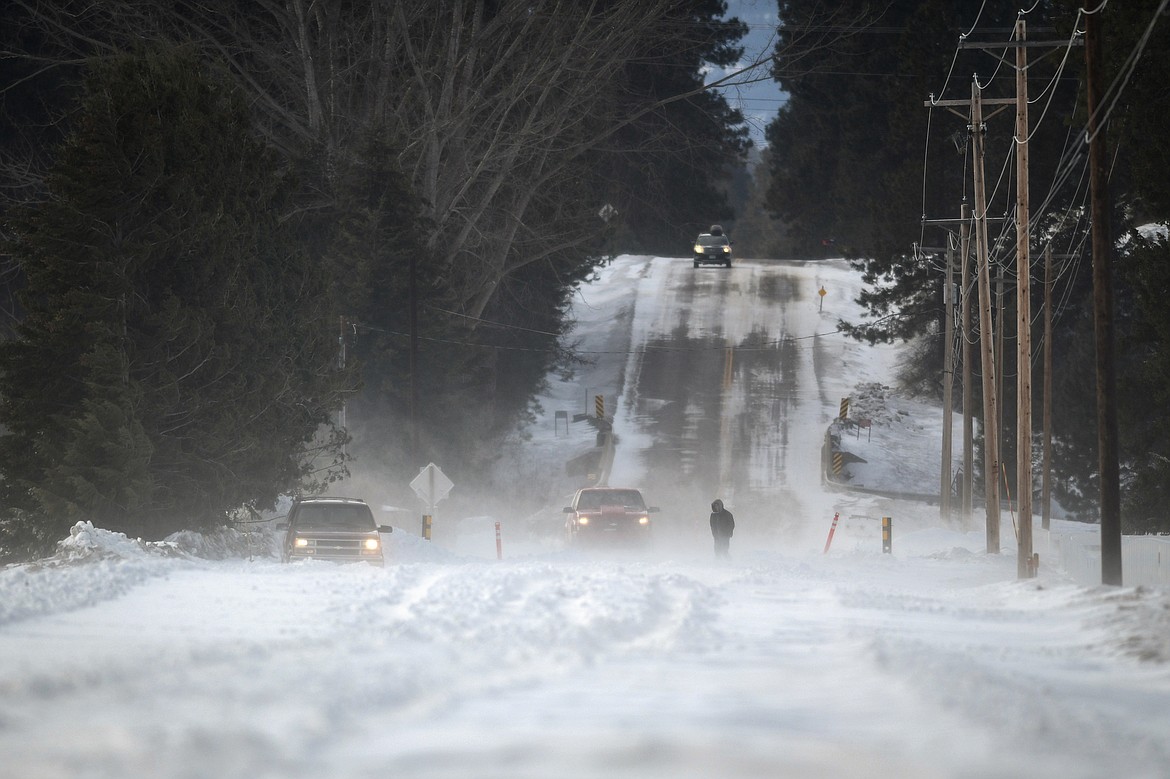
(1, 255, 1169, 778)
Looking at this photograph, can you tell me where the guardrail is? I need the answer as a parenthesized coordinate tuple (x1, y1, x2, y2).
(1041, 530, 1170, 588)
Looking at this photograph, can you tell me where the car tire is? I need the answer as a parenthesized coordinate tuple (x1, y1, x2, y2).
(693, 261, 700, 268)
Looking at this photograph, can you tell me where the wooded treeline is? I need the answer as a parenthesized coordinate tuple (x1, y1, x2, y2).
(764, 0, 1170, 531)
(9, 0, 1164, 554)
(0, 0, 749, 557)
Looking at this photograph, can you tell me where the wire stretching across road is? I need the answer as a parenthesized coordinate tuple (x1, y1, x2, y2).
(353, 320, 851, 355)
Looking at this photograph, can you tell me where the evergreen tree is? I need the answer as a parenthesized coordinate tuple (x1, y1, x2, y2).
(765, 1, 1076, 343)
(1118, 232, 1170, 531)
(1037, 0, 1170, 529)
(765, 1, 1170, 529)
(2, 2, 757, 517)
(0, 46, 351, 555)
(728, 148, 792, 259)
(602, 0, 751, 255)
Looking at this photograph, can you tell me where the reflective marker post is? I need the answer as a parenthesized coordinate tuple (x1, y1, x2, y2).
(422, 514, 432, 540)
(495, 521, 503, 560)
(823, 512, 840, 554)
(882, 516, 892, 554)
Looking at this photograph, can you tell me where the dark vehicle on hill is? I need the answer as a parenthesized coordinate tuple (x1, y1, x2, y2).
(693, 230, 732, 268)
(563, 487, 659, 547)
(277, 497, 392, 565)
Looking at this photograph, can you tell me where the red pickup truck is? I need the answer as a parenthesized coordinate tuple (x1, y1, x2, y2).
(563, 487, 659, 547)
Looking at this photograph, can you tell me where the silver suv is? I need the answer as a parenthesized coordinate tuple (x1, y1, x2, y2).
(277, 497, 392, 565)
(693, 226, 732, 268)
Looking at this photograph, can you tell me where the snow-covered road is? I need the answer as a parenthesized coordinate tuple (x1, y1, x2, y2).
(2, 255, 1169, 778)
(3, 524, 1169, 778)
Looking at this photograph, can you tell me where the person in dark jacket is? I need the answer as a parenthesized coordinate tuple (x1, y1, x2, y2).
(709, 499, 734, 558)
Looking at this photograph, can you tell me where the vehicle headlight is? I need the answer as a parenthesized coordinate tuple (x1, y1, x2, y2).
(577, 516, 590, 525)
(722, 246, 731, 253)
(638, 516, 650, 525)
(693, 244, 703, 254)
(294, 537, 310, 548)
(363, 537, 380, 551)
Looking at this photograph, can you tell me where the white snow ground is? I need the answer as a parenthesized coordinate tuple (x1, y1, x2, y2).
(1, 255, 1169, 779)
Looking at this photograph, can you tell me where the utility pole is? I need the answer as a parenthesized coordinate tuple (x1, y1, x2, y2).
(960, 203, 974, 521)
(920, 207, 984, 525)
(939, 32, 1080, 552)
(1042, 244, 1054, 531)
(338, 315, 348, 458)
(941, 235, 955, 520)
(996, 244, 1005, 495)
(971, 77, 1001, 554)
(409, 253, 420, 466)
(921, 83, 1006, 552)
(1015, 19, 1034, 578)
(1085, 10, 1122, 585)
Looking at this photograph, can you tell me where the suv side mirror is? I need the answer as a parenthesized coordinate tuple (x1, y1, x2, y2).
(648, 506, 660, 513)
(275, 522, 288, 530)
(377, 525, 393, 533)
(562, 506, 575, 513)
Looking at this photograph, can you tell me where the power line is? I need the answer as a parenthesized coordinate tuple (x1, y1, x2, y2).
(351, 314, 854, 356)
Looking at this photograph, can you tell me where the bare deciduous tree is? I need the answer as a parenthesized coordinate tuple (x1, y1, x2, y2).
(5, 0, 747, 320)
